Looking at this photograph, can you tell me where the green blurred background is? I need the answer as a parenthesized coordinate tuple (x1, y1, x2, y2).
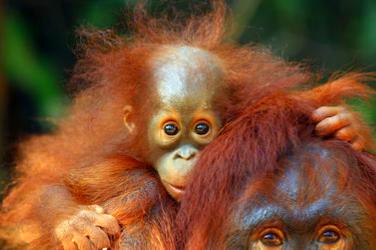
(0, 0, 375, 189)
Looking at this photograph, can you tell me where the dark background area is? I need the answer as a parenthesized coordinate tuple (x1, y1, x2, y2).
(0, 0, 375, 191)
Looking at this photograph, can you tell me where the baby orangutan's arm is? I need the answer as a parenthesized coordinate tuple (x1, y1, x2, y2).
(38, 185, 120, 250)
(312, 106, 373, 151)
(53, 157, 164, 250)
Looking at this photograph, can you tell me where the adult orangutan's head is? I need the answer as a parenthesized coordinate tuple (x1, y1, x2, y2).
(177, 88, 376, 250)
(226, 142, 376, 250)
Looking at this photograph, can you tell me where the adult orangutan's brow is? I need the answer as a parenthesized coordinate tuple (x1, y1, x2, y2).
(237, 197, 361, 231)
(239, 205, 285, 230)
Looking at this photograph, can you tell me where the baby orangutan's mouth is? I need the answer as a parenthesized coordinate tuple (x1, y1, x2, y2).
(168, 183, 185, 192)
(163, 181, 185, 201)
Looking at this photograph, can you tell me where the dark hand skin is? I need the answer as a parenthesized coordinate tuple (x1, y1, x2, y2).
(226, 142, 375, 250)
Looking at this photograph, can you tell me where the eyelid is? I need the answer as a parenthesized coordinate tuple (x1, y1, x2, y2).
(259, 227, 285, 240)
(316, 225, 342, 241)
(162, 120, 179, 127)
(160, 117, 178, 126)
(315, 222, 346, 234)
(191, 120, 213, 139)
(161, 120, 181, 137)
(256, 227, 285, 248)
(193, 119, 211, 128)
(191, 109, 220, 124)
(156, 109, 180, 126)
(163, 123, 179, 135)
(159, 116, 180, 130)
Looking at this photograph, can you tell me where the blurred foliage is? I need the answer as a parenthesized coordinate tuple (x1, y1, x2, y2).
(3, 12, 66, 120)
(1, 0, 375, 147)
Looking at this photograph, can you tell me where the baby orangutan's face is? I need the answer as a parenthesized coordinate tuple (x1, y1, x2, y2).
(147, 46, 224, 200)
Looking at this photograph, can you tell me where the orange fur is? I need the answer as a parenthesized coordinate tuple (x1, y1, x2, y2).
(0, 1, 374, 249)
(177, 77, 376, 249)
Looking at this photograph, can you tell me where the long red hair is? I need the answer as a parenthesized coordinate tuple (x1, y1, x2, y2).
(177, 75, 375, 249)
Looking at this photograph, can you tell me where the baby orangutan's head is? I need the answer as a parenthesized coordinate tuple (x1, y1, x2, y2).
(124, 46, 225, 200)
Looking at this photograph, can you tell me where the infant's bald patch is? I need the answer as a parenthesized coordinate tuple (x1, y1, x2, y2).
(151, 46, 224, 109)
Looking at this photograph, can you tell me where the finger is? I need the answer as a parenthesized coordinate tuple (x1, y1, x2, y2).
(315, 113, 352, 136)
(72, 234, 95, 250)
(334, 126, 356, 142)
(311, 106, 345, 122)
(86, 226, 111, 249)
(88, 205, 105, 214)
(351, 138, 365, 151)
(62, 239, 77, 250)
(94, 214, 120, 235)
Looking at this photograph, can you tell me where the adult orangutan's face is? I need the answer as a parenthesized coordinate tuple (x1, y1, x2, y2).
(226, 144, 375, 250)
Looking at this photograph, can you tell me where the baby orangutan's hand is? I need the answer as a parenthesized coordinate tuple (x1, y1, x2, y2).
(312, 106, 366, 151)
(55, 204, 120, 250)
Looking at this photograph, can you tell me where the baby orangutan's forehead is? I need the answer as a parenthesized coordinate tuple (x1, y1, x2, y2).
(151, 46, 224, 110)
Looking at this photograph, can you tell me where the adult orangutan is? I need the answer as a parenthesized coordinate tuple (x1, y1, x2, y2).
(0, 2, 374, 250)
(177, 80, 376, 250)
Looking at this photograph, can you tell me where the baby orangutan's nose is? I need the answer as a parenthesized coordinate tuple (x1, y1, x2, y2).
(176, 145, 198, 161)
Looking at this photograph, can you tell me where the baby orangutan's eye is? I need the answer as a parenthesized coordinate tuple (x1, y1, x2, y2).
(163, 122, 179, 136)
(194, 122, 210, 135)
(317, 225, 341, 244)
(260, 228, 284, 247)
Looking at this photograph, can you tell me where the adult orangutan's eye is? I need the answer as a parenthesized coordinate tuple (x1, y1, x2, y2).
(194, 122, 210, 135)
(317, 226, 341, 244)
(260, 228, 284, 247)
(163, 123, 179, 136)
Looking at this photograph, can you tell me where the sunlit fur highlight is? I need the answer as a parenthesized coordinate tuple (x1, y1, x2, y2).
(0, 1, 374, 249)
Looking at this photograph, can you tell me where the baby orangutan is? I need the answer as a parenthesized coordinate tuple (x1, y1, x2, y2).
(55, 46, 225, 249)
(1, 3, 373, 250)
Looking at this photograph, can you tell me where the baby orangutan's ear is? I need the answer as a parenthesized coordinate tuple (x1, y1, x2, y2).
(123, 105, 136, 134)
